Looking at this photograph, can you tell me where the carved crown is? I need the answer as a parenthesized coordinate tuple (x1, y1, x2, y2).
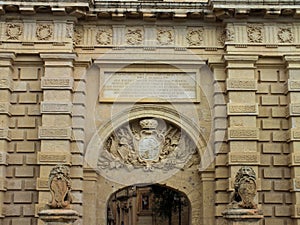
(140, 119, 158, 129)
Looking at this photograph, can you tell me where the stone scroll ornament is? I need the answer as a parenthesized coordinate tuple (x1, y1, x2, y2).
(48, 164, 72, 209)
(231, 166, 257, 209)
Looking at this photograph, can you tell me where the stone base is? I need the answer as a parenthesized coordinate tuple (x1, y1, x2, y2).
(222, 208, 263, 225)
(38, 209, 79, 225)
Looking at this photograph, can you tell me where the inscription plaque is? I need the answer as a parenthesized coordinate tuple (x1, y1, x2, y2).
(99, 72, 199, 102)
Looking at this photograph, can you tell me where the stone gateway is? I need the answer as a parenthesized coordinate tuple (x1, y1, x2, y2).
(0, 0, 298, 225)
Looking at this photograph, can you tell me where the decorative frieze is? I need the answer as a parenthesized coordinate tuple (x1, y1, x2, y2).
(41, 77, 73, 90)
(226, 79, 257, 91)
(36, 24, 53, 41)
(278, 26, 293, 43)
(186, 27, 203, 46)
(38, 127, 72, 140)
(96, 27, 112, 46)
(6, 23, 23, 40)
(157, 27, 174, 46)
(228, 128, 259, 140)
(37, 152, 71, 164)
(227, 103, 258, 115)
(126, 27, 143, 46)
(247, 24, 263, 43)
(40, 102, 72, 114)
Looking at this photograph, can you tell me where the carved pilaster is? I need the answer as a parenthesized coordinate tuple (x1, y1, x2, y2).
(0, 52, 15, 219)
(284, 55, 300, 224)
(38, 53, 80, 223)
(224, 55, 260, 217)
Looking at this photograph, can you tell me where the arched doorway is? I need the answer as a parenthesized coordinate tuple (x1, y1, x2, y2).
(107, 184, 191, 225)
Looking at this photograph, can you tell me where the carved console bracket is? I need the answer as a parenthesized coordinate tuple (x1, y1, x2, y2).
(38, 164, 78, 225)
(222, 166, 263, 225)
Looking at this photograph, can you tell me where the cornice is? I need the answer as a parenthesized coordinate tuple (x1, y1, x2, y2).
(0, 1, 300, 21)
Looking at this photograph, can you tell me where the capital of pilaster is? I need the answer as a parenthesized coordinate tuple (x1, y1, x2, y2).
(0, 52, 16, 67)
(40, 53, 77, 61)
(284, 55, 300, 63)
(223, 55, 259, 62)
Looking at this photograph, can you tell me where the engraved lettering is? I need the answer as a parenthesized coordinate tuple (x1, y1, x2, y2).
(100, 72, 198, 102)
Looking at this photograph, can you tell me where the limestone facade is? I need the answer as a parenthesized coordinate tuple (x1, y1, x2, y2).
(0, 0, 299, 225)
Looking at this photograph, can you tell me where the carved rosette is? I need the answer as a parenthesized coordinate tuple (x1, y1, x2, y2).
(96, 28, 112, 45)
(98, 118, 195, 171)
(247, 25, 263, 43)
(36, 24, 53, 41)
(278, 27, 293, 43)
(157, 28, 174, 45)
(74, 26, 83, 45)
(231, 166, 257, 209)
(126, 27, 143, 45)
(6, 23, 23, 40)
(48, 164, 72, 209)
(186, 28, 203, 46)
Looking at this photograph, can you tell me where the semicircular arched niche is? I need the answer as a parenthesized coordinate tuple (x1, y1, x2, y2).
(85, 105, 208, 173)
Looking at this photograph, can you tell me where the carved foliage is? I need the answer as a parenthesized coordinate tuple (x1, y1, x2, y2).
(247, 24, 263, 43)
(66, 23, 74, 39)
(187, 28, 203, 46)
(278, 26, 293, 43)
(231, 166, 257, 209)
(218, 29, 226, 45)
(96, 28, 112, 45)
(6, 23, 23, 40)
(157, 27, 174, 45)
(98, 118, 195, 171)
(74, 26, 83, 45)
(49, 164, 72, 209)
(126, 27, 143, 45)
(225, 27, 234, 42)
(36, 24, 53, 40)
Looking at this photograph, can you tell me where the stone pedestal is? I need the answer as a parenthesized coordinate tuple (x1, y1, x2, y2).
(223, 208, 263, 225)
(38, 209, 79, 225)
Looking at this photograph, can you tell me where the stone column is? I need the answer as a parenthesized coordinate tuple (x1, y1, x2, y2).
(284, 55, 300, 223)
(0, 53, 15, 219)
(223, 55, 263, 224)
(37, 53, 77, 224)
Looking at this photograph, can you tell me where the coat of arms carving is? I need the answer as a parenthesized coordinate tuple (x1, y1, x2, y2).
(98, 118, 195, 171)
